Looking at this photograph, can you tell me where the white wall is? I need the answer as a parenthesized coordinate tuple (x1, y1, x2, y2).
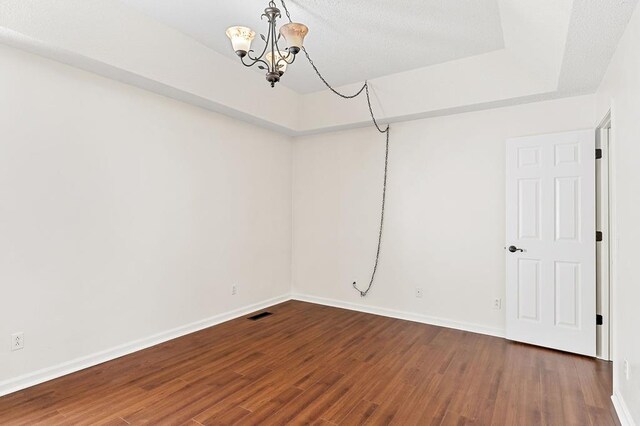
(292, 95, 595, 336)
(596, 3, 640, 423)
(0, 44, 292, 389)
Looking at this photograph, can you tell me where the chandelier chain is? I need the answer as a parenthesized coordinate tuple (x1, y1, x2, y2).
(279, 0, 390, 297)
(365, 83, 389, 134)
(280, 0, 366, 99)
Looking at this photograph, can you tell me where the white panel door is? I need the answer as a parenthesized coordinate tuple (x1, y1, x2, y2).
(506, 130, 596, 356)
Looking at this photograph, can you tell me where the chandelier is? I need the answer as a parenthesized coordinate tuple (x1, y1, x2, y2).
(225, 1, 309, 88)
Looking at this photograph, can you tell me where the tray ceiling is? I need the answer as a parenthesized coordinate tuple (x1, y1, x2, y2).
(119, 0, 506, 94)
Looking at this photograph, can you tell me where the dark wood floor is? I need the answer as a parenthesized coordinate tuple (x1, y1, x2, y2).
(0, 301, 619, 425)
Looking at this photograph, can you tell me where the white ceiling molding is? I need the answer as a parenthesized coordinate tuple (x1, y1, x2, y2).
(0, 0, 637, 135)
(297, 49, 559, 133)
(0, 0, 300, 133)
(0, 27, 299, 136)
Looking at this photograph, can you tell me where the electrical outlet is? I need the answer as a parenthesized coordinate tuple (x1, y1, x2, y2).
(11, 332, 24, 351)
(232, 284, 238, 296)
(493, 298, 502, 310)
(416, 288, 423, 298)
(624, 359, 630, 380)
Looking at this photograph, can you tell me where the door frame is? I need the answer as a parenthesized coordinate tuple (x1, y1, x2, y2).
(596, 111, 613, 361)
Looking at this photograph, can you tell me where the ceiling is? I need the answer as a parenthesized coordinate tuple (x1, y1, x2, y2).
(119, 0, 506, 94)
(0, 0, 638, 134)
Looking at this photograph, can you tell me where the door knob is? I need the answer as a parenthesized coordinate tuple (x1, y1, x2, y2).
(508, 245, 524, 253)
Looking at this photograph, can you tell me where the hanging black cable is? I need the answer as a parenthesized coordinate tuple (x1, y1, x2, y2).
(280, 0, 390, 297)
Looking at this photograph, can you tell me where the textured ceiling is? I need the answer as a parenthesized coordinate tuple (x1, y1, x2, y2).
(558, 0, 639, 93)
(119, 0, 505, 94)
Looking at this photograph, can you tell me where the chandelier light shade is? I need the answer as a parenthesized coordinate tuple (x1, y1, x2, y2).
(279, 23, 308, 55)
(225, 26, 256, 57)
(225, 1, 308, 87)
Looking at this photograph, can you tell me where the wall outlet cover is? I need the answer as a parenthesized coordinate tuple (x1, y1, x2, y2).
(624, 359, 630, 380)
(11, 332, 24, 351)
(493, 298, 502, 310)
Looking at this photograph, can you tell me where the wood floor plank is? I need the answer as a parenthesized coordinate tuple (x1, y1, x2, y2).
(0, 301, 618, 425)
(267, 370, 345, 424)
(236, 386, 304, 425)
(339, 399, 378, 425)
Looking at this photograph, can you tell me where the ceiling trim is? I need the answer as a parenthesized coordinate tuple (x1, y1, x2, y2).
(0, 0, 637, 136)
(0, 28, 299, 136)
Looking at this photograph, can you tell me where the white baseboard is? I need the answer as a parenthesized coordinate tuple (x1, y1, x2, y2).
(0, 292, 510, 398)
(291, 293, 505, 338)
(4, 289, 629, 425)
(0, 294, 290, 398)
(612, 390, 637, 426)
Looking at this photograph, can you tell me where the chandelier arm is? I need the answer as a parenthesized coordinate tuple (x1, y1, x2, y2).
(243, 46, 268, 66)
(241, 54, 270, 69)
(274, 53, 295, 72)
(275, 41, 293, 64)
(273, 27, 294, 65)
(248, 11, 277, 71)
(275, 43, 296, 65)
(270, 12, 278, 73)
(285, 52, 297, 65)
(245, 50, 261, 62)
(252, 31, 273, 67)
